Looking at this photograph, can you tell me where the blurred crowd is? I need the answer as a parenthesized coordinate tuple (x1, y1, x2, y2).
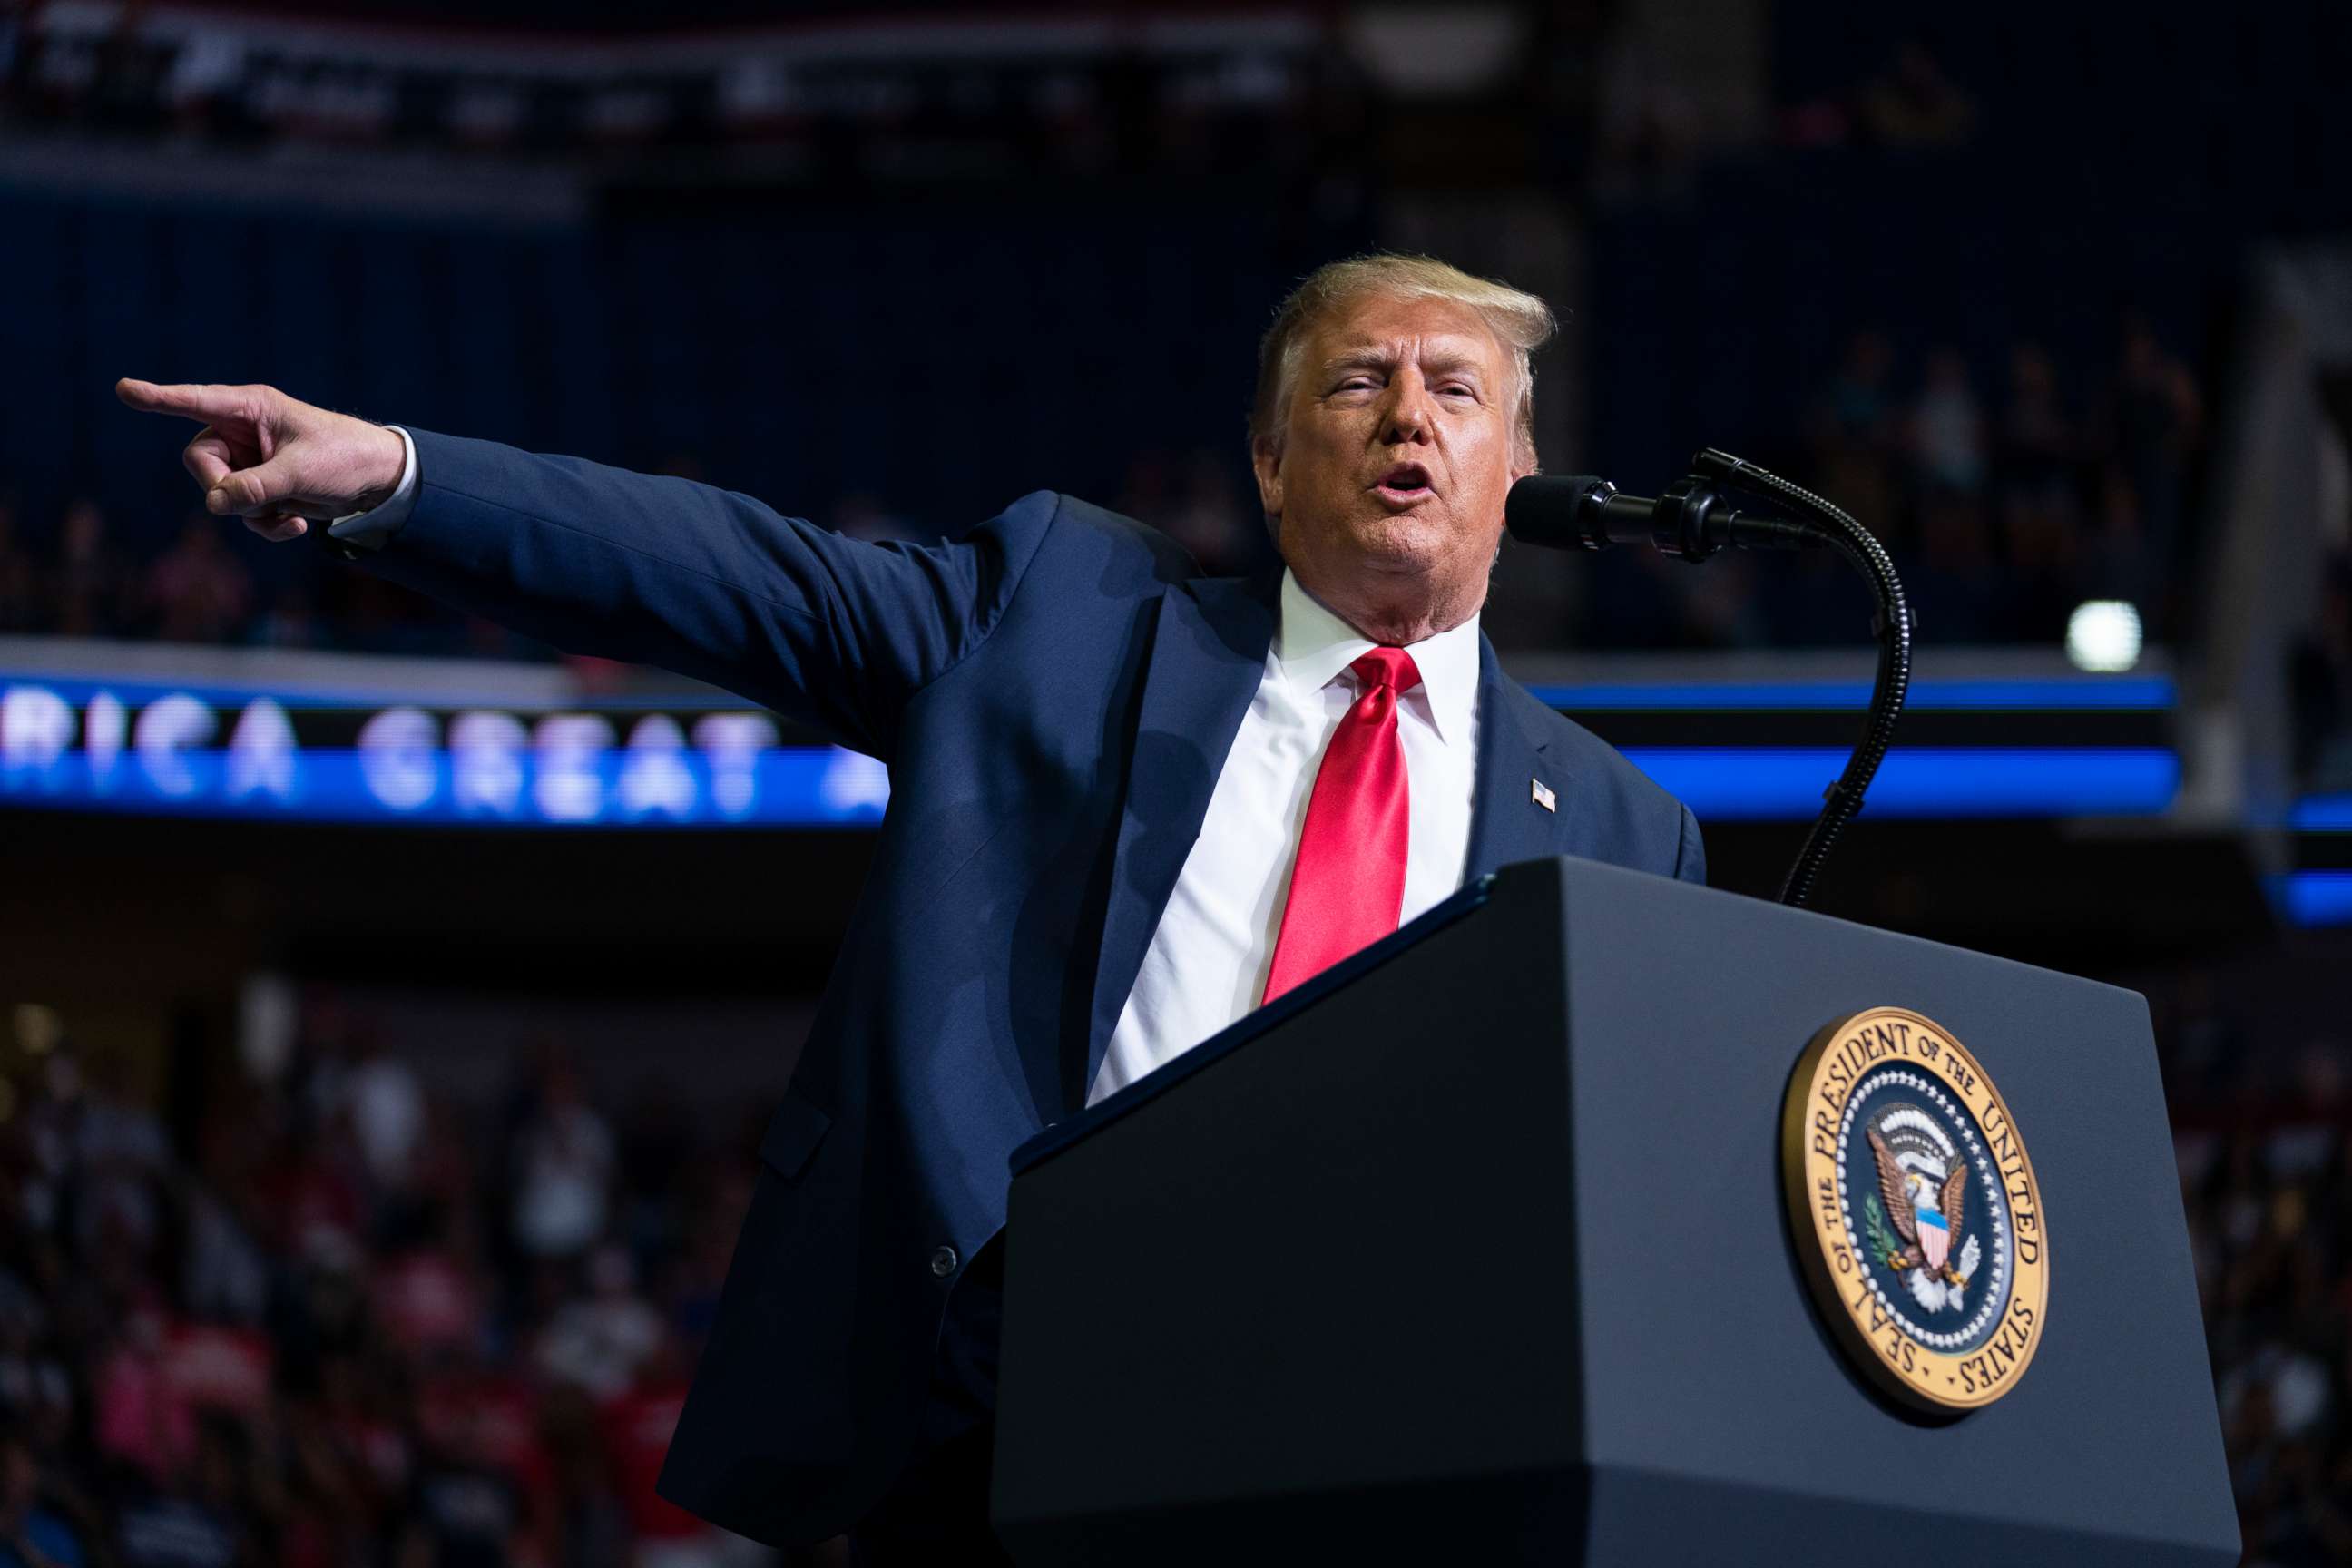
(1581, 313, 2209, 653)
(0, 499, 494, 660)
(1799, 316, 2203, 645)
(0, 481, 1001, 661)
(0, 0, 1365, 179)
(0, 957, 2341, 1562)
(0, 315, 2206, 662)
(0, 6, 2235, 670)
(2164, 967, 2352, 1566)
(0, 996, 799, 1568)
(1013, 310, 2214, 656)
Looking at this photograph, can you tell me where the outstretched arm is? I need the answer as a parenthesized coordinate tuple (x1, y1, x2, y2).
(116, 379, 1050, 759)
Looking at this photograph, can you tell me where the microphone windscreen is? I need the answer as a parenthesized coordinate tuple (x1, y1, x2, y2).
(1505, 475, 1610, 550)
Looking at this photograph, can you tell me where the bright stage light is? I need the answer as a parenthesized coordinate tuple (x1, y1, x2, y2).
(2065, 601, 2142, 672)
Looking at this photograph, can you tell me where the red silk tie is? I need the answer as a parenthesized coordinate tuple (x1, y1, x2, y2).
(1261, 646, 1423, 1003)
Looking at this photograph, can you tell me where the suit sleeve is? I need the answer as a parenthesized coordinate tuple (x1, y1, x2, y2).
(1672, 803, 1707, 886)
(343, 427, 1057, 760)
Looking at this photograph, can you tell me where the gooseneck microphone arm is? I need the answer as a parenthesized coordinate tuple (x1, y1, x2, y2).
(1504, 449, 1914, 909)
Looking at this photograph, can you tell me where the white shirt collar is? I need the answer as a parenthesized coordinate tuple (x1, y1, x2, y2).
(1273, 569, 1482, 746)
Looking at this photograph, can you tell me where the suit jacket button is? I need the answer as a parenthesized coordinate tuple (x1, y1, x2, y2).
(930, 1246, 958, 1279)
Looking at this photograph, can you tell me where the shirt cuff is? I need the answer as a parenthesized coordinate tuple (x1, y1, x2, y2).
(325, 425, 418, 552)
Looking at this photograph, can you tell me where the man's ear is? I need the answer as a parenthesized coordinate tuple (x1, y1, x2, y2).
(1250, 435, 1285, 524)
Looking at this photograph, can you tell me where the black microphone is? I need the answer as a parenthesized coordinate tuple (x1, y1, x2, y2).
(1507, 462, 1819, 561)
(1509, 444, 1915, 909)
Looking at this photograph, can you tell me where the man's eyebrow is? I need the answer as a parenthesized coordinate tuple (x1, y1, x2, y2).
(1317, 345, 1492, 379)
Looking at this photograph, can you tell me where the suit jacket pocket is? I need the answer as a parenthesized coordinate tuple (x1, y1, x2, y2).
(758, 1088, 832, 1181)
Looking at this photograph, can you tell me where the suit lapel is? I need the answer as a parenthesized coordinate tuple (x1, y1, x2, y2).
(1464, 635, 1585, 879)
(1082, 569, 1280, 1107)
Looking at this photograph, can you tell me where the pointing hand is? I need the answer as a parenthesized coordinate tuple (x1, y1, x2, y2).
(115, 378, 407, 544)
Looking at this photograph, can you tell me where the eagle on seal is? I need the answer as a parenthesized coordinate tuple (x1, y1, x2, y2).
(1868, 1126, 1969, 1284)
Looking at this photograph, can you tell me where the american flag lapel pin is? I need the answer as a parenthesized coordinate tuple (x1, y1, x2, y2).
(1531, 778, 1556, 813)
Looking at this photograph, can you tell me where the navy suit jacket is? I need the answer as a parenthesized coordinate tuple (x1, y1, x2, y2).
(356, 428, 1705, 1544)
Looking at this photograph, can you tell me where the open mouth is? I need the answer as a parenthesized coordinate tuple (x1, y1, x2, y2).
(1371, 462, 1435, 502)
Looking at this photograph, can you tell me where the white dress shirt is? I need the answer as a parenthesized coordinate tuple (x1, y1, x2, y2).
(1087, 570, 1482, 1106)
(326, 425, 420, 548)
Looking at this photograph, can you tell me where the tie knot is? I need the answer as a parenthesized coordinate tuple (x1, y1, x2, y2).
(1350, 646, 1422, 694)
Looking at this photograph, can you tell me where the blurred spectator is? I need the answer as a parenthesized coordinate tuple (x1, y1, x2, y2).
(2083, 463, 2155, 611)
(602, 1332, 741, 1568)
(1114, 450, 1177, 542)
(510, 1061, 613, 1263)
(0, 501, 37, 633)
(73, 1058, 172, 1264)
(397, 1402, 528, 1568)
(1825, 327, 1898, 444)
(1907, 347, 1985, 495)
(1806, 328, 1902, 551)
(379, 1233, 483, 1363)
(0, 1435, 91, 1568)
(1856, 40, 1976, 149)
(1995, 484, 2082, 643)
(534, 1245, 660, 1402)
(1160, 448, 1261, 577)
(0, 1308, 76, 1466)
(538, 1379, 629, 1566)
(1592, 19, 1704, 195)
(93, 1308, 198, 1485)
(111, 1409, 251, 1568)
(181, 1128, 271, 1330)
(342, 1032, 426, 1200)
(140, 519, 252, 645)
(45, 498, 126, 639)
(1996, 342, 2076, 507)
(2107, 312, 2204, 590)
(256, 586, 322, 650)
(1119, 447, 1263, 576)
(1907, 486, 2000, 642)
(2291, 551, 2352, 789)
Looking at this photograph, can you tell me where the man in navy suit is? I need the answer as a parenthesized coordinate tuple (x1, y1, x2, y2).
(121, 252, 1701, 1559)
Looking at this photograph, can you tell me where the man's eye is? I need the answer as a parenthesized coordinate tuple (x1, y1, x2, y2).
(1337, 377, 1377, 391)
(1440, 384, 1475, 397)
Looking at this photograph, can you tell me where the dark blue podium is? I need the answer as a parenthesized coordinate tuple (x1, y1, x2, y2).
(990, 856, 2237, 1564)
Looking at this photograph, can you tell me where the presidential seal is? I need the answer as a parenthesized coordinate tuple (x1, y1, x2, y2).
(1780, 1007, 2049, 1412)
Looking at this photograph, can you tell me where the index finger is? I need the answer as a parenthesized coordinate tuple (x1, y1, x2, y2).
(115, 378, 251, 424)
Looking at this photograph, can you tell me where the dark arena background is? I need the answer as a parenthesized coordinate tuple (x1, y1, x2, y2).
(2, 2, 2349, 1562)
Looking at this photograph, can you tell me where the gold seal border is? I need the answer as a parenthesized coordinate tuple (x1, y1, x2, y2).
(1779, 1006, 2051, 1413)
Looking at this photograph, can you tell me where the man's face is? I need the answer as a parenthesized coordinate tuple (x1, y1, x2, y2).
(1253, 292, 1529, 633)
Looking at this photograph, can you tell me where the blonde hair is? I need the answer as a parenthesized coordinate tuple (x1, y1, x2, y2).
(1249, 252, 1558, 471)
